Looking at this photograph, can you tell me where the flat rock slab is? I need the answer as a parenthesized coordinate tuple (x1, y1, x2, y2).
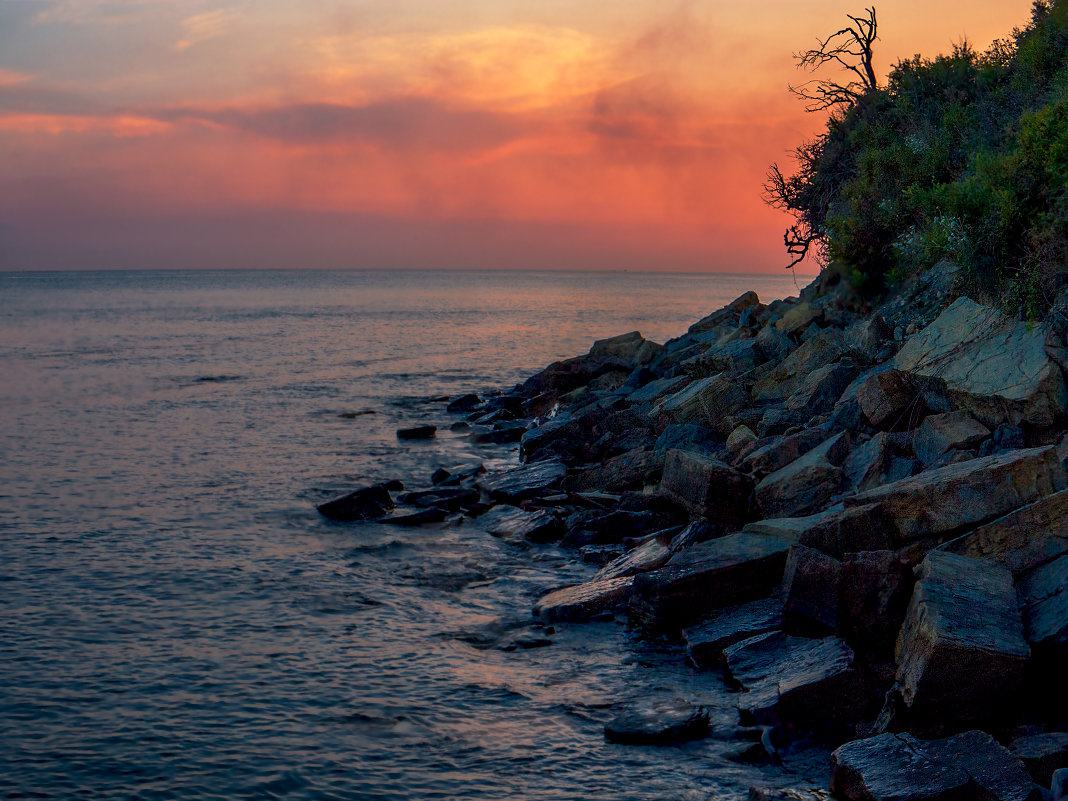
(1011, 732, 1068, 785)
(594, 538, 672, 582)
(626, 375, 686, 404)
(724, 632, 865, 728)
(631, 533, 791, 629)
(743, 503, 894, 558)
(895, 296, 1067, 428)
(660, 449, 753, 524)
(896, 551, 1029, 722)
(478, 506, 563, 543)
(832, 730, 1040, 801)
(846, 446, 1066, 542)
(604, 699, 710, 745)
(683, 597, 784, 669)
(533, 575, 636, 622)
(480, 460, 567, 503)
(938, 488, 1068, 576)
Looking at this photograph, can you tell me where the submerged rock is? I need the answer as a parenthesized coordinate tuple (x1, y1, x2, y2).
(478, 506, 563, 543)
(604, 699, 710, 745)
(396, 425, 437, 440)
(317, 484, 395, 521)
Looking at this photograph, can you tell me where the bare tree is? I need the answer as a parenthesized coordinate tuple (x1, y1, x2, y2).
(790, 7, 879, 113)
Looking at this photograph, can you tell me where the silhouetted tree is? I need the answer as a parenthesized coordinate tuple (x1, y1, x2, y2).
(790, 7, 879, 113)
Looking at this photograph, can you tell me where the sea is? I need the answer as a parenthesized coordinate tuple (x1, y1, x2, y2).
(0, 268, 829, 801)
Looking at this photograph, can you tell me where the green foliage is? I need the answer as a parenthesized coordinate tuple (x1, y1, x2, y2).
(768, 0, 1068, 313)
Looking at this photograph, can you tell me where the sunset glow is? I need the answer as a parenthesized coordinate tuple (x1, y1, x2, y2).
(0, 0, 1036, 271)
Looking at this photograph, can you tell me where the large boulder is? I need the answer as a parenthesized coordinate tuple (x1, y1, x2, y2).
(604, 699, 710, 744)
(660, 449, 753, 525)
(653, 373, 748, 434)
(843, 432, 892, 492)
(838, 550, 912, 655)
(753, 329, 849, 403)
(742, 503, 895, 558)
(754, 432, 851, 519)
(780, 545, 841, 634)
(937, 489, 1068, 576)
(831, 731, 1040, 801)
(845, 314, 893, 364)
(630, 533, 791, 629)
(845, 445, 1067, 543)
(912, 411, 990, 466)
(594, 538, 673, 582)
(856, 369, 924, 430)
(560, 449, 662, 493)
(478, 506, 563, 543)
(895, 551, 1030, 724)
(895, 296, 1067, 428)
(742, 427, 833, 477)
(1011, 732, 1068, 786)
(689, 291, 761, 334)
(784, 360, 860, 419)
(683, 597, 783, 668)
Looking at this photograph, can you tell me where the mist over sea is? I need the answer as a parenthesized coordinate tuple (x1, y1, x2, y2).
(0, 268, 825, 800)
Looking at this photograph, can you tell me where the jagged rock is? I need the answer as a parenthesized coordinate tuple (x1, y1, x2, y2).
(683, 597, 783, 668)
(846, 445, 1066, 543)
(844, 432, 891, 492)
(653, 423, 716, 455)
(604, 699, 710, 744)
(775, 301, 819, 336)
(590, 330, 649, 362)
(938, 489, 1068, 576)
(653, 373, 748, 434)
(688, 338, 767, 377)
(757, 407, 804, 437)
(480, 460, 567, 503)
(627, 375, 686, 405)
(727, 425, 758, 456)
(560, 449, 662, 493)
(884, 456, 921, 483)
(895, 296, 1067, 428)
(1011, 732, 1068, 786)
(754, 432, 851, 519)
(743, 503, 894, 558)
(478, 506, 563, 543)
(753, 329, 849, 403)
(846, 315, 894, 364)
(856, 369, 924, 430)
(895, 551, 1030, 723)
(781, 545, 841, 634)
(594, 538, 672, 581)
(317, 484, 395, 521)
(756, 323, 795, 363)
(447, 393, 483, 413)
(743, 427, 832, 477)
(668, 520, 719, 552)
(533, 575, 636, 622)
(838, 550, 912, 654)
(725, 632, 868, 728)
(913, 411, 990, 466)
(660, 449, 753, 524)
(1016, 554, 1068, 655)
(1055, 769, 1068, 801)
(832, 730, 1039, 801)
(579, 544, 625, 566)
(396, 425, 437, 440)
(784, 361, 860, 418)
(631, 532, 792, 629)
(690, 291, 761, 334)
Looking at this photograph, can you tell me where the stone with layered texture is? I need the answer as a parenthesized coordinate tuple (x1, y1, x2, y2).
(856, 369, 924, 430)
(689, 291, 761, 334)
(838, 550, 911, 654)
(753, 329, 849, 403)
(780, 545, 841, 634)
(895, 296, 1067, 428)
(630, 533, 791, 629)
(480, 460, 567, 503)
(754, 432, 851, 519)
(895, 551, 1030, 722)
(683, 597, 783, 668)
(594, 538, 673, 582)
(660, 449, 753, 525)
(913, 411, 990, 466)
(653, 373, 748, 434)
(784, 361, 859, 419)
(1011, 732, 1068, 786)
(1016, 554, 1068, 654)
(743, 503, 894, 558)
(533, 575, 636, 622)
(845, 445, 1067, 543)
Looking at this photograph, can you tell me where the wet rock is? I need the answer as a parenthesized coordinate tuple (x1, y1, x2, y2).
(594, 538, 672, 581)
(846, 445, 1066, 543)
(470, 421, 528, 444)
(399, 488, 481, 512)
(396, 425, 437, 440)
(895, 551, 1030, 723)
(447, 393, 483, 413)
(630, 532, 791, 629)
(856, 369, 924, 430)
(784, 360, 859, 418)
(653, 373, 748, 434)
(780, 545, 841, 634)
(431, 467, 452, 485)
(478, 506, 563, 543)
(938, 489, 1068, 576)
(748, 788, 830, 801)
(743, 503, 894, 558)
(579, 544, 625, 566)
(561, 509, 659, 548)
(838, 550, 912, 654)
(449, 421, 471, 432)
(1016, 554, 1068, 655)
(831, 730, 1039, 801)
(754, 432, 850, 519)
(895, 296, 1067, 428)
(604, 699, 710, 745)
(660, 449, 753, 525)
(742, 427, 832, 477)
(317, 484, 395, 521)
(725, 632, 868, 729)
(683, 597, 783, 668)
(480, 460, 567, 503)
(913, 411, 990, 466)
(380, 507, 447, 526)
(846, 315, 894, 364)
(560, 449, 662, 493)
(533, 575, 636, 622)
(1011, 732, 1068, 786)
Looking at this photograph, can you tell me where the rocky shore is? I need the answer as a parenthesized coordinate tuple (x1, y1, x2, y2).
(322, 263, 1068, 800)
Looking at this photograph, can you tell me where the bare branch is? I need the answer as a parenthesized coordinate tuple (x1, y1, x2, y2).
(791, 7, 878, 113)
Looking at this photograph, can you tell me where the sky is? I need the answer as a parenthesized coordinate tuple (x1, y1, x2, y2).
(0, 0, 1037, 272)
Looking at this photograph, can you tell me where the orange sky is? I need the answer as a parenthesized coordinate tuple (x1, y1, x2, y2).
(0, 1, 1036, 271)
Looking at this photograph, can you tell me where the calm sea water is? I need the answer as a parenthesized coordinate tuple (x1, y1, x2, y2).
(0, 269, 827, 801)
